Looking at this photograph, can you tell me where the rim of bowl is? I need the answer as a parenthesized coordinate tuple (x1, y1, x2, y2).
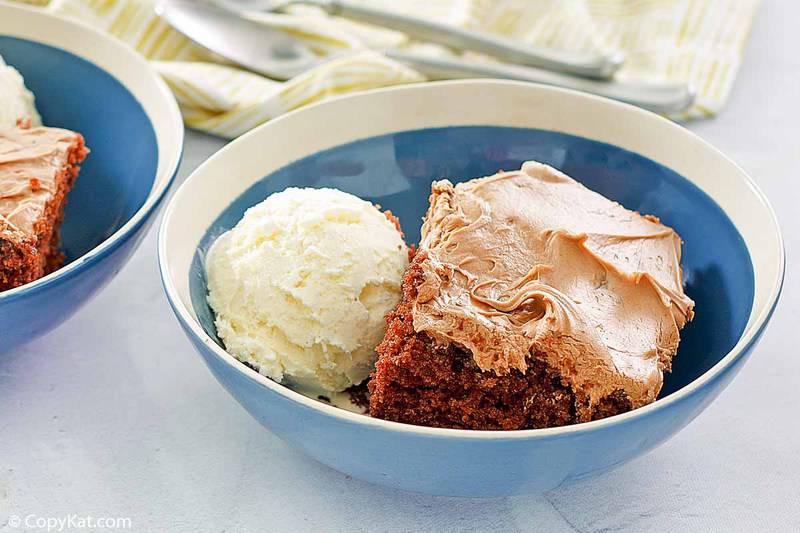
(0, 3, 184, 303)
(159, 79, 785, 440)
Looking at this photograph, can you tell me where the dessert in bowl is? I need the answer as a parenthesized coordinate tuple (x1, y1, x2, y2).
(159, 80, 783, 496)
(0, 4, 183, 352)
(369, 161, 694, 429)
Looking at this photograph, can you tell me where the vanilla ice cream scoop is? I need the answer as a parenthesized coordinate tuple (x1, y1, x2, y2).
(0, 55, 41, 128)
(206, 187, 409, 394)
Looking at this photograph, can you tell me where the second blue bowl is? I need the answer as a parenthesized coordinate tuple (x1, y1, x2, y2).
(0, 5, 183, 352)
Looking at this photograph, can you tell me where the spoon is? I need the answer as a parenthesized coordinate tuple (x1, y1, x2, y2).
(156, 0, 696, 114)
(226, 0, 625, 80)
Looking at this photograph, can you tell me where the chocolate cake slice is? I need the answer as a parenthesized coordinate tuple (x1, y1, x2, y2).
(0, 126, 88, 291)
(369, 161, 695, 430)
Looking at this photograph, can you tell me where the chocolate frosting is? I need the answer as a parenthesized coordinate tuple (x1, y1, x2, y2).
(0, 127, 82, 236)
(412, 161, 694, 411)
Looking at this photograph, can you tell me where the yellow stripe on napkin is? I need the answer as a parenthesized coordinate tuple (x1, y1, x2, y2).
(152, 51, 423, 137)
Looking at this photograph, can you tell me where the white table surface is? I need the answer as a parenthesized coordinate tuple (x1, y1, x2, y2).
(2, 2, 798, 532)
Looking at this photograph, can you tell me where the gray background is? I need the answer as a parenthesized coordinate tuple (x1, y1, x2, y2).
(1, 1, 798, 531)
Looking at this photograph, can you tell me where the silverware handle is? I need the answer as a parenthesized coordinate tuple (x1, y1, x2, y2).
(386, 51, 695, 114)
(316, 0, 623, 80)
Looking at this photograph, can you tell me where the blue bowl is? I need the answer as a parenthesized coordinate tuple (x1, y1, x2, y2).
(159, 81, 784, 496)
(0, 5, 183, 352)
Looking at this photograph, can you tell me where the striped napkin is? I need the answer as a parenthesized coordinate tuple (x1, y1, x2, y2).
(27, 0, 760, 138)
